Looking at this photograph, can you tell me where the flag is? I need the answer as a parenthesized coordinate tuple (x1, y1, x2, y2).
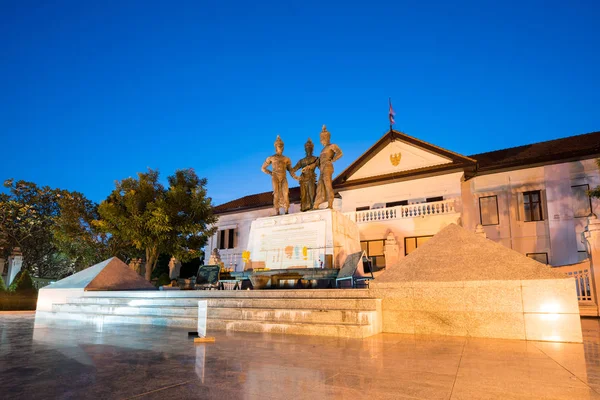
(388, 98, 395, 126)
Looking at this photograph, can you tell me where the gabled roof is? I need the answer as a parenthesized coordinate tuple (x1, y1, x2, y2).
(213, 187, 301, 215)
(468, 130, 600, 173)
(332, 130, 477, 189)
(213, 129, 600, 215)
(374, 224, 566, 284)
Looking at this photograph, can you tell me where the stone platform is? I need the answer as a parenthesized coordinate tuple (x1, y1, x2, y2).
(245, 208, 360, 270)
(35, 289, 382, 339)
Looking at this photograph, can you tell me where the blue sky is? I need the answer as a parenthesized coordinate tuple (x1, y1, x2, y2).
(1, 1, 599, 205)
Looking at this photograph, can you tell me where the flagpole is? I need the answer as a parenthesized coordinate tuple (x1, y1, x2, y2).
(389, 97, 393, 132)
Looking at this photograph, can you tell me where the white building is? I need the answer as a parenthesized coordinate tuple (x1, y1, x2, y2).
(209, 129, 600, 271)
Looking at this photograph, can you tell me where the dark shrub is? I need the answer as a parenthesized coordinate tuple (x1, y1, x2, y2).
(14, 270, 37, 295)
(155, 273, 171, 288)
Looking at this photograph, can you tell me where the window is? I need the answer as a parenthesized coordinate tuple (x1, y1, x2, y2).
(356, 206, 370, 212)
(523, 190, 543, 222)
(360, 240, 385, 268)
(572, 184, 592, 218)
(385, 200, 408, 208)
(426, 196, 444, 203)
(404, 235, 433, 255)
(479, 195, 499, 226)
(527, 253, 548, 264)
(578, 251, 588, 262)
(218, 228, 235, 250)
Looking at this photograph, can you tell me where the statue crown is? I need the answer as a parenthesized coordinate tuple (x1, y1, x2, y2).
(274, 135, 284, 147)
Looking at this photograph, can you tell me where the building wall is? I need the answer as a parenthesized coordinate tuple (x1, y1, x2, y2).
(211, 159, 600, 270)
(337, 172, 464, 212)
(463, 159, 600, 266)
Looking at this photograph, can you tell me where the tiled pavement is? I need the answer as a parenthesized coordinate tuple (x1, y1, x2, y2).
(1, 312, 600, 399)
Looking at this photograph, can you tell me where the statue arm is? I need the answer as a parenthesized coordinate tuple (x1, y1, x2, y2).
(288, 158, 299, 180)
(292, 159, 303, 173)
(332, 145, 343, 162)
(261, 158, 272, 175)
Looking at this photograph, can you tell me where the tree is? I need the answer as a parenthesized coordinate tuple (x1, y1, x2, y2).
(52, 191, 135, 272)
(0, 179, 63, 277)
(0, 179, 115, 278)
(590, 159, 600, 199)
(94, 168, 217, 281)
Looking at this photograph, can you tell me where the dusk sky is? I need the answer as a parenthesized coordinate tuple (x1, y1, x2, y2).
(1, 1, 599, 205)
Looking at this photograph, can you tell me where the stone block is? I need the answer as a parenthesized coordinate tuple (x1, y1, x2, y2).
(524, 313, 583, 343)
(521, 278, 580, 314)
(466, 312, 526, 340)
(245, 209, 360, 270)
(413, 286, 467, 312)
(413, 310, 469, 337)
(382, 310, 415, 334)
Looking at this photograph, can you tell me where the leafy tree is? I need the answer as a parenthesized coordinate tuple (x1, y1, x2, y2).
(0, 180, 62, 277)
(52, 191, 135, 271)
(0, 275, 6, 293)
(0, 179, 116, 278)
(95, 168, 217, 281)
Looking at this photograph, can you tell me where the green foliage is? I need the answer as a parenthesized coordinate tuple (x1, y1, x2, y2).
(0, 179, 130, 279)
(14, 270, 36, 294)
(95, 168, 218, 281)
(0, 275, 6, 292)
(155, 273, 171, 288)
(52, 191, 136, 271)
(0, 179, 60, 276)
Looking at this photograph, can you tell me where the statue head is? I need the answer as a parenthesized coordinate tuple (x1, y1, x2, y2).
(274, 135, 284, 155)
(304, 138, 314, 156)
(320, 125, 330, 146)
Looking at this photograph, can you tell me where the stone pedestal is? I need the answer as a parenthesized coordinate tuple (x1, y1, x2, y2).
(168, 257, 182, 280)
(244, 209, 360, 270)
(475, 224, 487, 238)
(128, 258, 143, 276)
(585, 214, 600, 306)
(7, 248, 23, 286)
(383, 232, 400, 269)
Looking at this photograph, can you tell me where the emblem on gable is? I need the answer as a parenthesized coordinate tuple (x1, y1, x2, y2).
(390, 152, 402, 166)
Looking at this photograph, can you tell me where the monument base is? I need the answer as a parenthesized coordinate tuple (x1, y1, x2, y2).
(244, 209, 360, 271)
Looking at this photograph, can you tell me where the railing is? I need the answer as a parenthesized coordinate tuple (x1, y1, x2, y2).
(344, 199, 457, 223)
(555, 260, 595, 303)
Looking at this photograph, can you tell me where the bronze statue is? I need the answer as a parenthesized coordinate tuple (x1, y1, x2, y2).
(261, 135, 298, 215)
(292, 138, 319, 211)
(314, 125, 343, 209)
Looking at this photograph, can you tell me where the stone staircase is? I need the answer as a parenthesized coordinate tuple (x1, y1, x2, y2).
(43, 290, 382, 338)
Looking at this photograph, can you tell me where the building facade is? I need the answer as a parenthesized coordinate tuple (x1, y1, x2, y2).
(209, 129, 600, 271)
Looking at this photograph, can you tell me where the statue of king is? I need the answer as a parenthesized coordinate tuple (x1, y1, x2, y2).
(313, 125, 343, 210)
(261, 135, 298, 215)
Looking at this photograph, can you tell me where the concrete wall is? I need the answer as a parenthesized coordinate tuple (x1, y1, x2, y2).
(338, 172, 464, 212)
(372, 278, 583, 343)
(462, 159, 600, 265)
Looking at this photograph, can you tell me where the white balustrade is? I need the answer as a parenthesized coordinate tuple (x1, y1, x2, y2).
(344, 199, 457, 223)
(554, 260, 595, 303)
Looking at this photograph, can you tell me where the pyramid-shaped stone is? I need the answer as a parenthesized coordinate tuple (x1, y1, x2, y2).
(44, 257, 156, 291)
(376, 224, 567, 283)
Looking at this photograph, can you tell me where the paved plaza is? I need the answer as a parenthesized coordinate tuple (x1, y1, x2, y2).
(1, 312, 600, 399)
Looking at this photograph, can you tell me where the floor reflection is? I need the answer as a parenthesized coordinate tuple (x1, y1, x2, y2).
(0, 313, 599, 399)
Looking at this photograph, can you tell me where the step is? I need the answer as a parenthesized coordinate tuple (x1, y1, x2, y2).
(53, 303, 377, 325)
(79, 289, 374, 299)
(67, 296, 379, 311)
(37, 311, 377, 338)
